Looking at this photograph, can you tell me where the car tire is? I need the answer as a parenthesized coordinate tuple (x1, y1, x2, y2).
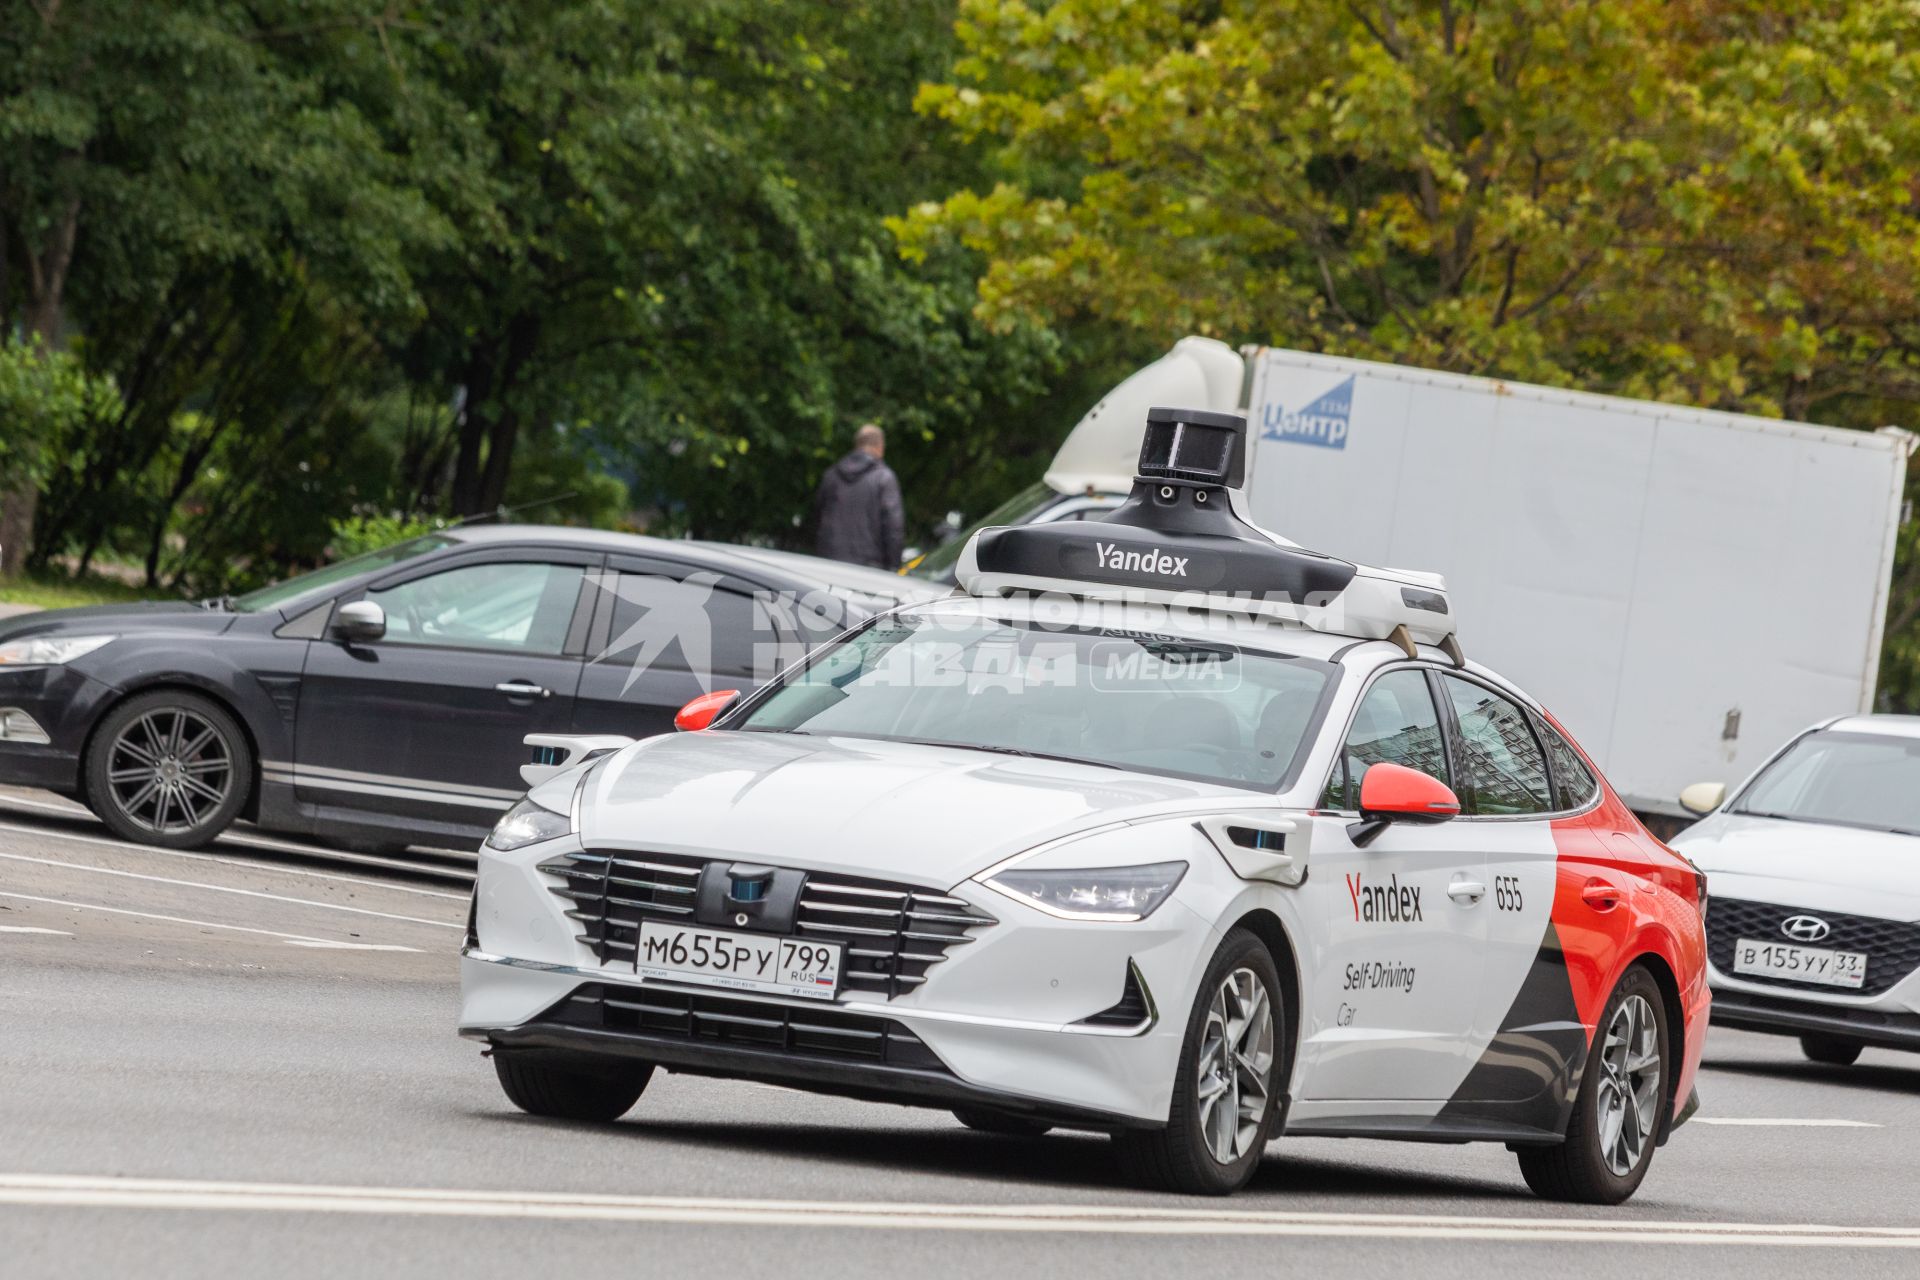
(84, 690, 252, 850)
(1113, 929, 1285, 1195)
(1799, 1035, 1863, 1066)
(493, 1052, 652, 1123)
(1516, 965, 1669, 1204)
(952, 1107, 1053, 1137)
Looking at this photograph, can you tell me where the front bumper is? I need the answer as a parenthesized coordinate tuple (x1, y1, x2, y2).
(1709, 986, 1920, 1051)
(462, 836, 1222, 1125)
(0, 665, 117, 792)
(469, 967, 1157, 1130)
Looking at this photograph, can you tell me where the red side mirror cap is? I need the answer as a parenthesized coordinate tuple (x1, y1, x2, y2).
(1358, 761, 1460, 823)
(674, 689, 740, 732)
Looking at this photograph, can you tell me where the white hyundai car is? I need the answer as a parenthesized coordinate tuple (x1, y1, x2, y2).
(460, 408, 1709, 1201)
(1671, 714, 1920, 1065)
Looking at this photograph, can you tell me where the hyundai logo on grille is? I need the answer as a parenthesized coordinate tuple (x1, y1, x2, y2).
(1781, 915, 1832, 943)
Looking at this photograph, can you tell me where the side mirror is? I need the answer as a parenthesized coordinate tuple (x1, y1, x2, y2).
(1679, 781, 1726, 816)
(334, 600, 386, 643)
(1349, 762, 1461, 848)
(674, 689, 740, 732)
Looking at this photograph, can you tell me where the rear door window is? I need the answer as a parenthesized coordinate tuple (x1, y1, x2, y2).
(1539, 719, 1599, 811)
(1441, 676, 1553, 816)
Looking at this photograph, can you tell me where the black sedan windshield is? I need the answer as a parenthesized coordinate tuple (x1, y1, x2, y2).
(232, 535, 455, 613)
(738, 611, 1334, 790)
(1735, 730, 1920, 836)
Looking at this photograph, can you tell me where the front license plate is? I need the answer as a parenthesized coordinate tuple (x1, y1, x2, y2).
(1732, 937, 1868, 989)
(635, 922, 843, 1000)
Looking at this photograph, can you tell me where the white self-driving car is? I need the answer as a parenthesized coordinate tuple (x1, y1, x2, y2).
(461, 408, 1708, 1201)
(1672, 714, 1920, 1065)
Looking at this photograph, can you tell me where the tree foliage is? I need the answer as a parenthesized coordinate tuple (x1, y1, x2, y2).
(898, 0, 1920, 703)
(1, 0, 1061, 589)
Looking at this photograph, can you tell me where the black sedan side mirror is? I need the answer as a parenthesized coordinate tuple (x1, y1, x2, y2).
(333, 600, 387, 643)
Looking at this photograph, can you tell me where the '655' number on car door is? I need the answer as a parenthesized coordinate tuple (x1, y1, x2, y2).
(635, 922, 843, 1000)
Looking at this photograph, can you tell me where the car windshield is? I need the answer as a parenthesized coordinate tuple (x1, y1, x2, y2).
(736, 610, 1334, 790)
(231, 535, 456, 614)
(905, 481, 1056, 581)
(1734, 730, 1920, 836)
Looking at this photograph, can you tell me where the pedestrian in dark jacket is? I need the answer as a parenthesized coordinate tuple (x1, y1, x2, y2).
(813, 424, 904, 569)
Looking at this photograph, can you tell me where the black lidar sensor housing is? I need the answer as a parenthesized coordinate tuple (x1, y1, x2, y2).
(964, 403, 1358, 601)
(1135, 406, 1248, 490)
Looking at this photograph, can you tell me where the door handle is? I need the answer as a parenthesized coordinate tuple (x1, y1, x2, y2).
(1581, 878, 1623, 912)
(1448, 878, 1487, 905)
(495, 681, 551, 700)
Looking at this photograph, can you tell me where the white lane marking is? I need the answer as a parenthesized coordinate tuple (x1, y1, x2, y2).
(0, 892, 414, 951)
(283, 940, 420, 952)
(0, 794, 476, 868)
(0, 818, 468, 901)
(1695, 1118, 1881, 1128)
(0, 925, 72, 936)
(0, 1175, 1918, 1246)
(0, 850, 460, 930)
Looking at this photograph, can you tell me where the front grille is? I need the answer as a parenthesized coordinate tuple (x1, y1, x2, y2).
(1707, 896, 1920, 997)
(535, 982, 948, 1072)
(537, 849, 996, 999)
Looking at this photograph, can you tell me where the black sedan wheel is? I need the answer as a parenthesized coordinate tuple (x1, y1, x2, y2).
(85, 691, 251, 849)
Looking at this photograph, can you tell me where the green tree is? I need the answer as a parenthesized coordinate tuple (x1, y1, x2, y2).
(900, 0, 1920, 699)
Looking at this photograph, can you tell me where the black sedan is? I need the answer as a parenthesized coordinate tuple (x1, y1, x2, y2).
(0, 526, 942, 850)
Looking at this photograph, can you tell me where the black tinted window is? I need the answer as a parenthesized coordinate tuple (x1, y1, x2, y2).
(1324, 670, 1449, 809)
(606, 572, 778, 679)
(1442, 676, 1552, 816)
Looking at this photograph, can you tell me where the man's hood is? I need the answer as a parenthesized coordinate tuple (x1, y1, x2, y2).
(575, 730, 1250, 890)
(1673, 811, 1920, 920)
(832, 450, 882, 481)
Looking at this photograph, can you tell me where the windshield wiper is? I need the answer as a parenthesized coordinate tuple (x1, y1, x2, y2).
(200, 595, 240, 612)
(917, 740, 1123, 770)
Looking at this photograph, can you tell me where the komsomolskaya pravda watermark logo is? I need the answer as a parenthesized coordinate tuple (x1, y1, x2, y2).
(584, 572, 1355, 697)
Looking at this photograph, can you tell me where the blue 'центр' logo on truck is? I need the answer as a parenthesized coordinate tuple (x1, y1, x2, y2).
(1261, 375, 1354, 450)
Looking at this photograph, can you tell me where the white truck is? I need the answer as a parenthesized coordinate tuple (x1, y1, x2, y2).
(1005, 337, 1916, 820)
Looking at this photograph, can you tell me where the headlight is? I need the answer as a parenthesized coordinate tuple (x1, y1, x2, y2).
(0, 635, 115, 667)
(984, 861, 1187, 921)
(487, 796, 573, 851)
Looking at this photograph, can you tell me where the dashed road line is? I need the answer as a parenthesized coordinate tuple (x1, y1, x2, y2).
(0, 925, 72, 936)
(1695, 1118, 1881, 1128)
(0, 892, 417, 951)
(0, 818, 468, 901)
(0, 850, 460, 930)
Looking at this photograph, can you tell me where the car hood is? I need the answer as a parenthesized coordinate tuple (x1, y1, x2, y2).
(0, 600, 232, 644)
(1673, 812, 1920, 920)
(575, 730, 1252, 890)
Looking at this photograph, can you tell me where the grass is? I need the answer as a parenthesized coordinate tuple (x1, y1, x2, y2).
(0, 571, 162, 611)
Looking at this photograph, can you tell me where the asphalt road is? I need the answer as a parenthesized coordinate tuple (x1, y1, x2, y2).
(4, 787, 1920, 1279)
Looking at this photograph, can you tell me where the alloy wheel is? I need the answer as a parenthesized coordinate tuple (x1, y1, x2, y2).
(1595, 992, 1661, 1177)
(105, 708, 234, 836)
(1194, 966, 1275, 1165)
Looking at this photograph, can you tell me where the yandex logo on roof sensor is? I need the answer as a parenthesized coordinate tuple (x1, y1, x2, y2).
(1096, 542, 1189, 578)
